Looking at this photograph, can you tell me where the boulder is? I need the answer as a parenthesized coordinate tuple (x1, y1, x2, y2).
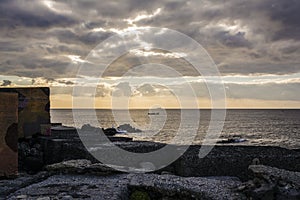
(85, 163, 123, 175)
(248, 165, 300, 187)
(236, 165, 300, 199)
(45, 159, 91, 174)
(128, 174, 245, 200)
(45, 159, 123, 175)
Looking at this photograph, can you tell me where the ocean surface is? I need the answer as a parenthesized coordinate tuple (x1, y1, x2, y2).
(50, 109, 300, 149)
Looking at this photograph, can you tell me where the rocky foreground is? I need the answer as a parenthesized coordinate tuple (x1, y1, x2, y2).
(2, 132, 297, 199)
(1, 159, 299, 200)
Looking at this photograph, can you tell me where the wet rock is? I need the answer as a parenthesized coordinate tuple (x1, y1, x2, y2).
(118, 124, 142, 133)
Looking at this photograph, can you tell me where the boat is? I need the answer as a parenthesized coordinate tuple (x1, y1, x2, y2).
(148, 112, 159, 115)
(217, 138, 247, 144)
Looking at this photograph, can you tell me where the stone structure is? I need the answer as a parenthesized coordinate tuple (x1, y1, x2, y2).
(0, 92, 18, 177)
(0, 87, 50, 138)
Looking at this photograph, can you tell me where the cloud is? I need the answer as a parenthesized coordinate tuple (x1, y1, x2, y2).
(0, 0, 299, 96)
(113, 82, 132, 97)
(226, 82, 300, 101)
(0, 0, 77, 28)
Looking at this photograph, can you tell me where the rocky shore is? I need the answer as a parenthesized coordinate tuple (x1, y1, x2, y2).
(0, 133, 299, 199)
(1, 159, 299, 199)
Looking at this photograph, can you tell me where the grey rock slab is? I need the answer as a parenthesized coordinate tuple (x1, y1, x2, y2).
(128, 174, 246, 200)
(7, 174, 130, 200)
(0, 172, 50, 198)
(249, 165, 300, 187)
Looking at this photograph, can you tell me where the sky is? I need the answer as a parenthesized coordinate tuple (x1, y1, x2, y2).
(0, 0, 299, 108)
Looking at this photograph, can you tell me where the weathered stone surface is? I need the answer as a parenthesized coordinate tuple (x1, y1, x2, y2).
(0, 172, 50, 198)
(45, 159, 92, 174)
(236, 165, 300, 199)
(248, 165, 300, 187)
(6, 173, 245, 200)
(0, 92, 18, 178)
(7, 174, 131, 200)
(0, 87, 50, 138)
(128, 174, 245, 200)
(85, 163, 122, 175)
(45, 159, 122, 175)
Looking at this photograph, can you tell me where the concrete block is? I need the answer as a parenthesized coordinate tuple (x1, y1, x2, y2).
(0, 87, 50, 138)
(0, 92, 18, 178)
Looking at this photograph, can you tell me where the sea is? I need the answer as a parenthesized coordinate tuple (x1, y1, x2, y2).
(50, 109, 300, 149)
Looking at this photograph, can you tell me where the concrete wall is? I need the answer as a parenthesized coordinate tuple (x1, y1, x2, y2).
(0, 87, 50, 138)
(0, 93, 18, 177)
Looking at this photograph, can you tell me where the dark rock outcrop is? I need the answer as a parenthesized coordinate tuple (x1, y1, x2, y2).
(236, 165, 300, 199)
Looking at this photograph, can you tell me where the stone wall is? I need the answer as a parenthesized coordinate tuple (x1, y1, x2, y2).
(0, 87, 50, 138)
(0, 92, 18, 177)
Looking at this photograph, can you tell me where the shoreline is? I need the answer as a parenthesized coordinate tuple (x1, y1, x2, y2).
(17, 134, 300, 180)
(0, 133, 298, 199)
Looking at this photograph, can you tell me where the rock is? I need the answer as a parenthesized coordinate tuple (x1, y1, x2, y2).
(6, 173, 246, 200)
(45, 159, 124, 176)
(16, 195, 27, 199)
(248, 165, 300, 187)
(61, 195, 73, 200)
(161, 171, 173, 175)
(18, 139, 44, 173)
(24, 156, 44, 173)
(118, 124, 142, 133)
(85, 163, 122, 175)
(236, 165, 300, 199)
(36, 197, 51, 200)
(251, 183, 275, 200)
(130, 190, 151, 200)
(45, 159, 92, 174)
(7, 174, 130, 200)
(251, 158, 260, 165)
(128, 174, 245, 200)
(0, 172, 50, 198)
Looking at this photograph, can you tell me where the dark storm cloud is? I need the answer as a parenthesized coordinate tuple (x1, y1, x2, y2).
(0, 0, 299, 80)
(0, 0, 77, 28)
(215, 31, 251, 48)
(267, 0, 300, 40)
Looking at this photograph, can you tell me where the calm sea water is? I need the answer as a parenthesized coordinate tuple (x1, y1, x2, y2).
(50, 109, 300, 149)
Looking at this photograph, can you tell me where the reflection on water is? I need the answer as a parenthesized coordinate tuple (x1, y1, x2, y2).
(51, 109, 300, 149)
